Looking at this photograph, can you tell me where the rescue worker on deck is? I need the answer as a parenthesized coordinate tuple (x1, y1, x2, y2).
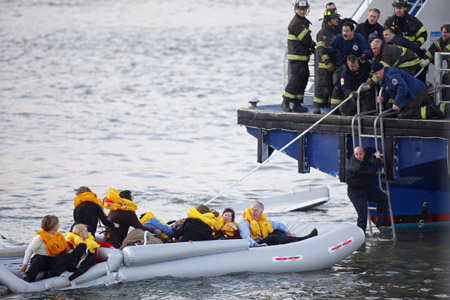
(382, 27, 422, 57)
(372, 60, 443, 119)
(339, 55, 375, 116)
(384, 0, 427, 47)
(282, 0, 316, 113)
(313, 8, 341, 114)
(326, 21, 372, 111)
(370, 38, 420, 77)
(419, 24, 450, 103)
(355, 8, 383, 42)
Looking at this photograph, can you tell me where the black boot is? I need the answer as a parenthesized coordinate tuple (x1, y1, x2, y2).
(296, 228, 318, 241)
(313, 102, 321, 114)
(281, 99, 292, 112)
(292, 100, 308, 113)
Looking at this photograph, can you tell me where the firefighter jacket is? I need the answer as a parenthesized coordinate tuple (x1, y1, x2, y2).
(374, 43, 419, 70)
(379, 67, 425, 110)
(355, 19, 383, 41)
(328, 32, 372, 66)
(316, 23, 340, 69)
(388, 34, 423, 56)
(287, 14, 315, 62)
(424, 36, 450, 65)
(384, 13, 427, 47)
(340, 60, 372, 98)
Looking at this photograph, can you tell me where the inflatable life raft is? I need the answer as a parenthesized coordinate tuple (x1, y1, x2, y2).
(0, 223, 364, 293)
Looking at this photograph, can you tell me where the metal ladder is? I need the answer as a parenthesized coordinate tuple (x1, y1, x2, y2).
(350, 85, 396, 239)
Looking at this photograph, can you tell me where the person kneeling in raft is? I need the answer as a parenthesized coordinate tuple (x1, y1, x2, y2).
(239, 201, 317, 247)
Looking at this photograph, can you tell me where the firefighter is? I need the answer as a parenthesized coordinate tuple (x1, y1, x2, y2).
(384, 0, 427, 47)
(370, 38, 420, 77)
(339, 55, 375, 116)
(282, 0, 315, 113)
(419, 24, 450, 103)
(313, 8, 341, 114)
(327, 22, 372, 111)
(371, 60, 443, 120)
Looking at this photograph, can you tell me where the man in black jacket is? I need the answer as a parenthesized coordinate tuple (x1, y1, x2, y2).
(346, 147, 389, 232)
(355, 8, 383, 42)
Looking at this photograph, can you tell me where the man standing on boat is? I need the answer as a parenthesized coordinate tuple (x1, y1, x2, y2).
(281, 0, 315, 113)
(371, 60, 443, 119)
(355, 8, 383, 42)
(346, 146, 389, 233)
(313, 8, 341, 114)
(384, 0, 427, 48)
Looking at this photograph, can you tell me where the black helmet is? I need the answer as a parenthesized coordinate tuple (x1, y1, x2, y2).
(323, 8, 340, 22)
(392, 0, 408, 7)
(295, 0, 310, 10)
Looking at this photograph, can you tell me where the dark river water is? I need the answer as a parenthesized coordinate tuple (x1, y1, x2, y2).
(0, 0, 449, 299)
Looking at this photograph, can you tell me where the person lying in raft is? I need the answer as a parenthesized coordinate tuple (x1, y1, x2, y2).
(103, 188, 161, 249)
(172, 204, 221, 242)
(239, 201, 318, 247)
(140, 211, 185, 242)
(65, 224, 99, 281)
(18, 215, 88, 282)
(215, 208, 241, 239)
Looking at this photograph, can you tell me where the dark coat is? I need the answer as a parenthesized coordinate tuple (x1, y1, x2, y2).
(72, 201, 115, 236)
(346, 148, 382, 189)
(172, 218, 214, 242)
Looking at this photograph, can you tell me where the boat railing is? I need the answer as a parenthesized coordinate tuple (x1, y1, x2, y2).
(434, 52, 450, 104)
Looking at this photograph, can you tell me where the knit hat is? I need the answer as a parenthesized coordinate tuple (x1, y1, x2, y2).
(371, 60, 384, 73)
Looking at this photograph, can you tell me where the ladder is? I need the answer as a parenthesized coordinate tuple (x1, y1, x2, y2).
(350, 84, 396, 239)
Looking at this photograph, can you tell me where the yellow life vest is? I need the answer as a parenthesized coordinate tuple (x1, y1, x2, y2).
(104, 187, 137, 212)
(36, 230, 68, 256)
(217, 216, 239, 237)
(186, 208, 219, 230)
(139, 212, 169, 240)
(74, 192, 106, 216)
(65, 232, 100, 254)
(242, 208, 273, 240)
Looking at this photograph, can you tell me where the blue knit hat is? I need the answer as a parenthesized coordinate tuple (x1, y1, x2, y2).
(371, 60, 384, 73)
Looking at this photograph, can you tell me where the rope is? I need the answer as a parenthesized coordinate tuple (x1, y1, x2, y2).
(204, 96, 352, 206)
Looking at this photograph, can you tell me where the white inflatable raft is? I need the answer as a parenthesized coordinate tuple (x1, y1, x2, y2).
(0, 223, 364, 293)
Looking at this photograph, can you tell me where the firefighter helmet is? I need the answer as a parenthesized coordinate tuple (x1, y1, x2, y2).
(392, 0, 408, 7)
(323, 8, 340, 22)
(295, 0, 310, 10)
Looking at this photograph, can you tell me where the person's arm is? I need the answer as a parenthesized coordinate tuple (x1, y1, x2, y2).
(238, 220, 256, 247)
(356, 33, 372, 58)
(19, 236, 42, 272)
(268, 219, 290, 233)
(128, 213, 156, 234)
(97, 205, 116, 228)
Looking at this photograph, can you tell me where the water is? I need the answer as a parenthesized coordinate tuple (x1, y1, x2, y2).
(0, 0, 449, 298)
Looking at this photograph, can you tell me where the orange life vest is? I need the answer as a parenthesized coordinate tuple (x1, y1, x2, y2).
(242, 208, 273, 240)
(36, 230, 68, 256)
(73, 192, 106, 216)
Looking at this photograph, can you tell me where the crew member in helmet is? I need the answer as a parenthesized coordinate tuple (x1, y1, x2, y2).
(282, 0, 316, 113)
(313, 8, 340, 114)
(384, 0, 427, 47)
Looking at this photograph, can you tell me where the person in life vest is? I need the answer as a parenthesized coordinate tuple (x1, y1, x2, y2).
(140, 211, 185, 241)
(384, 0, 427, 47)
(103, 189, 161, 249)
(172, 204, 219, 242)
(215, 208, 240, 239)
(238, 201, 317, 247)
(71, 186, 119, 236)
(281, 0, 316, 113)
(18, 215, 87, 283)
(420, 24, 450, 104)
(371, 60, 444, 119)
(65, 224, 99, 281)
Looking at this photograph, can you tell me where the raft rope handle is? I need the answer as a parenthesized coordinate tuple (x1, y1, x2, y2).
(205, 95, 353, 206)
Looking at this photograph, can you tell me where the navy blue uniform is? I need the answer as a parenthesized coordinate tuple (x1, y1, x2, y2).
(356, 20, 383, 42)
(346, 149, 388, 232)
(329, 32, 372, 66)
